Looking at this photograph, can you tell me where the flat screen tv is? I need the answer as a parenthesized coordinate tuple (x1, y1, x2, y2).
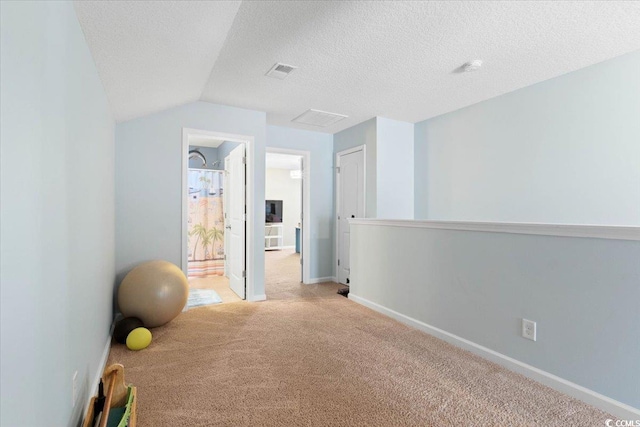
(265, 200, 283, 223)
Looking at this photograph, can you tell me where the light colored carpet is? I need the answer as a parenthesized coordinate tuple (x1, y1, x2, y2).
(265, 249, 342, 301)
(107, 250, 615, 426)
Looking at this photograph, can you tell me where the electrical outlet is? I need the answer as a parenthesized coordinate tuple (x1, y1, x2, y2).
(522, 319, 537, 341)
(72, 371, 78, 407)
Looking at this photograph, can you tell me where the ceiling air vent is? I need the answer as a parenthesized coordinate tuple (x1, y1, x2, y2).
(266, 62, 297, 80)
(292, 109, 348, 127)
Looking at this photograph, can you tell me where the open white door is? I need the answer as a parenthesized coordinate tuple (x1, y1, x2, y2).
(299, 157, 304, 283)
(225, 145, 246, 299)
(223, 165, 230, 278)
(336, 148, 365, 285)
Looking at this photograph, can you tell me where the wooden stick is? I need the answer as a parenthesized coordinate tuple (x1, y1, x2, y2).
(98, 371, 117, 427)
(102, 364, 129, 407)
(81, 397, 96, 427)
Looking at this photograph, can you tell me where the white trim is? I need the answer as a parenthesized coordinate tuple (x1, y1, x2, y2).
(182, 128, 257, 301)
(335, 145, 367, 284)
(84, 333, 112, 414)
(182, 129, 189, 277)
(265, 147, 311, 284)
(336, 145, 366, 157)
(187, 167, 223, 173)
(349, 219, 640, 241)
(249, 294, 266, 302)
(348, 293, 640, 419)
(304, 276, 337, 285)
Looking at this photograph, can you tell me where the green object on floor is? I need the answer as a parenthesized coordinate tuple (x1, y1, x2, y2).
(106, 407, 126, 427)
(106, 387, 134, 427)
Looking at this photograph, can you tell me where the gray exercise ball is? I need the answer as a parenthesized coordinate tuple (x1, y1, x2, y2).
(118, 260, 189, 328)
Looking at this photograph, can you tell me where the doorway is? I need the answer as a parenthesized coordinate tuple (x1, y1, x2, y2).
(335, 145, 365, 285)
(186, 163, 239, 306)
(182, 128, 255, 305)
(264, 148, 311, 292)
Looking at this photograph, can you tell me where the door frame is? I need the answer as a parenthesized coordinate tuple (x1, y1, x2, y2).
(182, 128, 258, 301)
(334, 145, 366, 284)
(265, 147, 311, 284)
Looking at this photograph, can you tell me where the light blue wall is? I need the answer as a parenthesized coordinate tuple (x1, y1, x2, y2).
(350, 223, 640, 409)
(217, 140, 242, 167)
(1, 2, 115, 426)
(266, 125, 335, 279)
(376, 117, 414, 219)
(414, 50, 640, 225)
(188, 145, 219, 170)
(334, 118, 378, 217)
(335, 117, 415, 219)
(414, 121, 429, 219)
(115, 101, 266, 299)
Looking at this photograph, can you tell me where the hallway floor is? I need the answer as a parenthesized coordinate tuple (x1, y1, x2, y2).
(187, 248, 338, 305)
(265, 248, 342, 300)
(105, 253, 613, 426)
(188, 275, 242, 304)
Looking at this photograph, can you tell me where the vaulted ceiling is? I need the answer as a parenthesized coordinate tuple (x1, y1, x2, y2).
(75, 1, 640, 133)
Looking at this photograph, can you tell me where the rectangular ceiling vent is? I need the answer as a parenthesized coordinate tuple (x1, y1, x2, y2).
(266, 62, 297, 80)
(292, 109, 348, 127)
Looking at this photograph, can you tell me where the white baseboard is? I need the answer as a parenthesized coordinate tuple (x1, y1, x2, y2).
(348, 293, 640, 420)
(304, 276, 337, 284)
(85, 333, 112, 412)
(249, 293, 267, 302)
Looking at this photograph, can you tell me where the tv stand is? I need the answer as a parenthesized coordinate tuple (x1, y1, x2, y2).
(265, 223, 283, 250)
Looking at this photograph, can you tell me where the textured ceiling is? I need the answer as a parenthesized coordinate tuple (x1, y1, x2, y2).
(74, 1, 241, 122)
(76, 1, 640, 132)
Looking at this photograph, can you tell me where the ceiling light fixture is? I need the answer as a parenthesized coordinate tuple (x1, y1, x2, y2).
(463, 60, 483, 72)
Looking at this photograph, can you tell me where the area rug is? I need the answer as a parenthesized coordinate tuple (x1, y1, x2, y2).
(187, 288, 222, 308)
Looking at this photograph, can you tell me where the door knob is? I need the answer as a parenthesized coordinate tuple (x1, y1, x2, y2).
(351, 215, 355, 218)
(225, 225, 231, 230)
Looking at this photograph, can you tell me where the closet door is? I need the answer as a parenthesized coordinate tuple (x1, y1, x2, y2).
(336, 147, 365, 285)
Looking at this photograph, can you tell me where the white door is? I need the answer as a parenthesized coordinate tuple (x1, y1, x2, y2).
(225, 145, 246, 299)
(299, 156, 304, 283)
(336, 148, 365, 285)
(223, 165, 230, 278)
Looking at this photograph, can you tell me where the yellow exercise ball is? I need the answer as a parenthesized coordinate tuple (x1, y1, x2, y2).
(118, 260, 188, 328)
(126, 327, 152, 351)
